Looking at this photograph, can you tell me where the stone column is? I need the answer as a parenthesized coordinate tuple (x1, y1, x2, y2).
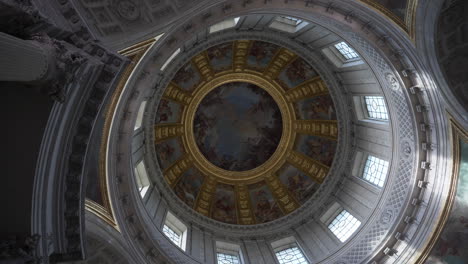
(0, 32, 86, 102)
(0, 32, 53, 82)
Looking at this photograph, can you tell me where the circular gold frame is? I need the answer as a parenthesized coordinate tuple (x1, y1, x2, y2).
(182, 72, 296, 183)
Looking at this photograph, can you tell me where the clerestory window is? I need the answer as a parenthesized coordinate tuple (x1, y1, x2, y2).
(362, 155, 389, 187)
(275, 246, 309, 264)
(269, 16, 308, 33)
(327, 209, 361, 242)
(334, 41, 360, 60)
(364, 96, 389, 120)
(281, 16, 303, 25)
(216, 241, 243, 264)
(163, 224, 181, 246)
(134, 101, 147, 130)
(162, 211, 187, 250)
(134, 161, 150, 198)
(209, 17, 241, 34)
(272, 237, 309, 264)
(217, 252, 240, 264)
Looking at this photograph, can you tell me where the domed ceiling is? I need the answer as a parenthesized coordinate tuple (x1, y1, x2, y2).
(153, 40, 338, 225)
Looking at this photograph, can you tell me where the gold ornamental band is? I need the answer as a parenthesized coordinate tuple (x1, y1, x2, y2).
(181, 72, 297, 182)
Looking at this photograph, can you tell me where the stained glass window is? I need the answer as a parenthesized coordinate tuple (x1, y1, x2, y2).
(163, 224, 181, 247)
(364, 96, 388, 120)
(334, 42, 359, 60)
(328, 210, 361, 242)
(363, 155, 389, 187)
(275, 246, 309, 264)
(217, 253, 240, 264)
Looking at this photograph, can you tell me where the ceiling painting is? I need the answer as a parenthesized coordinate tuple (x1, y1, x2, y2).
(206, 42, 234, 73)
(172, 62, 201, 92)
(277, 164, 319, 204)
(153, 40, 339, 224)
(211, 183, 238, 224)
(174, 167, 205, 208)
(246, 41, 280, 70)
(155, 137, 184, 170)
(155, 99, 183, 124)
(194, 81, 282, 171)
(296, 134, 337, 167)
(248, 181, 283, 223)
(277, 57, 318, 89)
(296, 95, 337, 120)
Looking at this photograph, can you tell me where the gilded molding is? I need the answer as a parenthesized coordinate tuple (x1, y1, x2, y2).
(164, 154, 194, 187)
(286, 151, 330, 184)
(192, 51, 214, 80)
(285, 77, 328, 102)
(85, 199, 120, 231)
(95, 37, 156, 228)
(294, 120, 338, 140)
(263, 48, 297, 80)
(154, 123, 184, 143)
(163, 82, 193, 105)
(182, 72, 296, 182)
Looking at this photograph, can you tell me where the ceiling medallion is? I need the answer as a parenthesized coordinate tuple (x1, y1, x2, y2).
(193, 80, 283, 172)
(184, 72, 294, 181)
(154, 40, 339, 224)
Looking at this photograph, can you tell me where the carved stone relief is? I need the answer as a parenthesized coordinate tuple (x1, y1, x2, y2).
(385, 72, 400, 91)
(111, 0, 141, 21)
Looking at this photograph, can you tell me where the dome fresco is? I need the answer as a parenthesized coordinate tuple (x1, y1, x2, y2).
(154, 40, 338, 224)
(194, 81, 282, 171)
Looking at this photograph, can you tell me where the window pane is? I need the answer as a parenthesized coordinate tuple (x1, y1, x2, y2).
(217, 253, 240, 264)
(363, 155, 389, 187)
(275, 247, 309, 264)
(328, 210, 361, 242)
(334, 42, 359, 60)
(135, 161, 150, 197)
(163, 225, 181, 247)
(134, 101, 147, 130)
(282, 16, 302, 25)
(364, 96, 388, 120)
